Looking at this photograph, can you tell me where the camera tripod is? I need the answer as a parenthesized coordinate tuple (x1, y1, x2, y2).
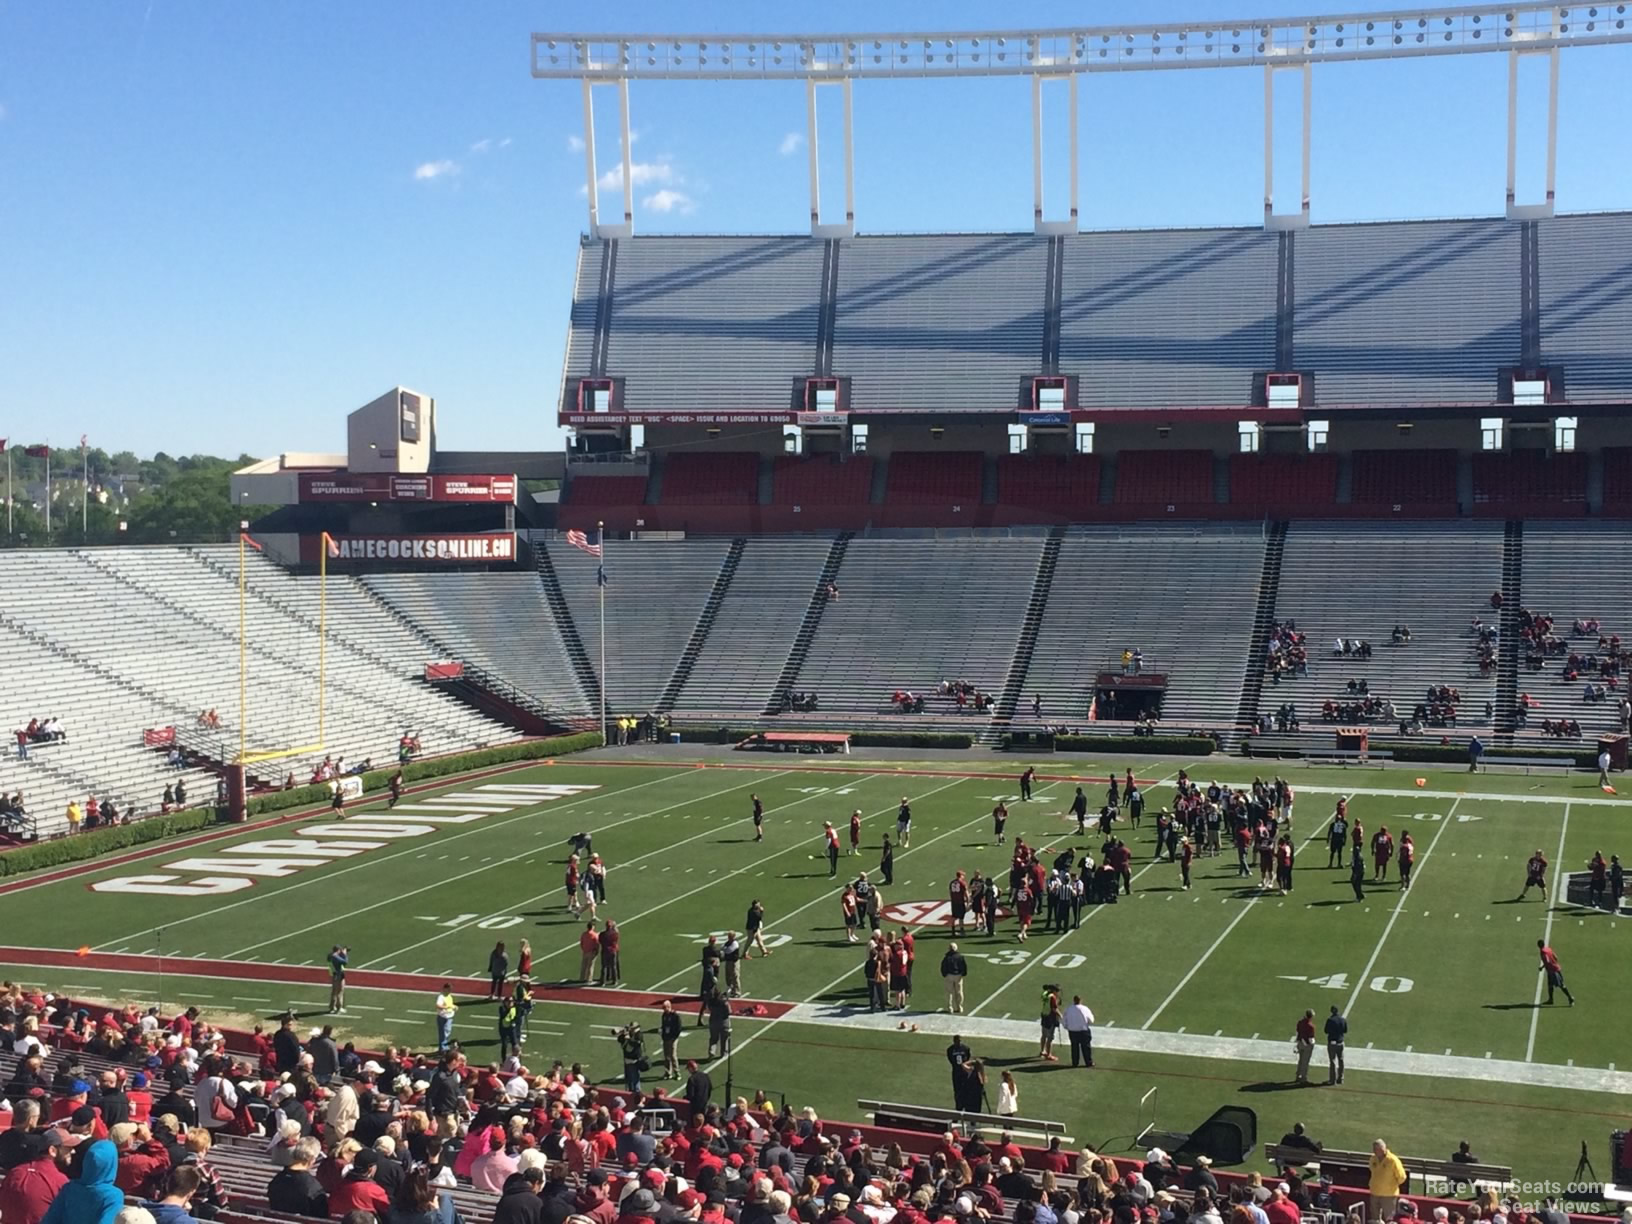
(1573, 1140, 1597, 1187)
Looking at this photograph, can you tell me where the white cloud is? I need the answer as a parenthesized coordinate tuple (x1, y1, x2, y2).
(470, 138, 492, 154)
(778, 131, 803, 156)
(644, 188, 696, 214)
(0, 103, 8, 122)
(413, 159, 459, 181)
(499, 137, 512, 148)
(566, 133, 585, 152)
(597, 160, 673, 192)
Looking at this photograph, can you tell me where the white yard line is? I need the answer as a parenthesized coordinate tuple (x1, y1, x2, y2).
(97, 766, 714, 952)
(1341, 796, 1462, 1018)
(780, 1005, 1632, 1096)
(645, 778, 1045, 992)
(216, 770, 772, 960)
(702, 780, 1060, 1074)
(1142, 806, 1338, 1030)
(358, 773, 897, 970)
(963, 771, 1185, 1018)
(1526, 801, 1571, 1062)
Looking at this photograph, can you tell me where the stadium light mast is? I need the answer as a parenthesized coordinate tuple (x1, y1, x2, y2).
(535, 5, 1628, 233)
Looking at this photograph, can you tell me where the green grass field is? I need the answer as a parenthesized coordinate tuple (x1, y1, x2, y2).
(4, 752, 1627, 1189)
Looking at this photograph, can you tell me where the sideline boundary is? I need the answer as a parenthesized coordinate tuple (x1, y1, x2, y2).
(0, 946, 795, 1019)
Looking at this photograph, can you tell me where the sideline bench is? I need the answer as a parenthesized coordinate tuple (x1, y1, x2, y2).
(1267, 1143, 1513, 1198)
(1474, 756, 1577, 774)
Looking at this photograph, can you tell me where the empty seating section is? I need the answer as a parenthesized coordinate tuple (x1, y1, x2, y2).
(1508, 521, 1632, 738)
(673, 538, 835, 714)
(1274, 522, 1501, 726)
(599, 236, 825, 414)
(361, 572, 594, 719)
(564, 473, 649, 505)
(0, 624, 215, 836)
(0, 548, 513, 833)
(1471, 450, 1588, 508)
(1537, 212, 1632, 401)
(832, 235, 1046, 412)
(1229, 453, 1338, 512)
(885, 452, 983, 505)
(1019, 526, 1265, 726)
(1604, 449, 1632, 511)
(996, 454, 1101, 510)
(1113, 450, 1214, 505)
(559, 240, 606, 395)
(1296, 219, 1519, 405)
(1350, 449, 1459, 509)
(1059, 227, 1278, 407)
(773, 455, 875, 505)
(543, 538, 730, 711)
(661, 452, 760, 505)
(101, 547, 513, 764)
(790, 538, 1043, 715)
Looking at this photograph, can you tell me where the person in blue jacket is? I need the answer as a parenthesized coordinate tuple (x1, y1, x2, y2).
(42, 1138, 124, 1224)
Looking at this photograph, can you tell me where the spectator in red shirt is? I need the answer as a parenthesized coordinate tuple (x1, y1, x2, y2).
(1263, 1183, 1302, 1224)
(328, 1148, 390, 1218)
(110, 1122, 171, 1197)
(1039, 1137, 1074, 1174)
(0, 1128, 72, 1224)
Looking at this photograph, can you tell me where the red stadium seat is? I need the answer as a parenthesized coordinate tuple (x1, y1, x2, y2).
(772, 455, 875, 505)
(1229, 452, 1338, 512)
(562, 474, 648, 506)
(995, 454, 1101, 511)
(1604, 448, 1632, 511)
(1350, 448, 1458, 508)
(1113, 450, 1214, 505)
(884, 451, 983, 505)
(1472, 449, 1587, 508)
(660, 452, 760, 505)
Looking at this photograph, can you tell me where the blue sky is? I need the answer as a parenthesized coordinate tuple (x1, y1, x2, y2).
(2, 2, 1629, 460)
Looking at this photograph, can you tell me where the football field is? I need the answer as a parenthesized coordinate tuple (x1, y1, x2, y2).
(3, 751, 1626, 1186)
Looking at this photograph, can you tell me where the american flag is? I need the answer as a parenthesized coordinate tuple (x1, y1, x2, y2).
(565, 529, 602, 558)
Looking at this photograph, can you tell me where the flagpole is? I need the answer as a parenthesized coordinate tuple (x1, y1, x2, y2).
(44, 447, 50, 537)
(238, 532, 248, 764)
(81, 438, 88, 536)
(6, 449, 11, 536)
(318, 533, 328, 750)
(598, 520, 607, 744)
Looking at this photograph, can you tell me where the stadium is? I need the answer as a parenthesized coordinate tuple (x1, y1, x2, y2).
(1, 8, 1631, 1224)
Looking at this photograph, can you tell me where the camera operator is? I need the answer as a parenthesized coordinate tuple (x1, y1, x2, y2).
(614, 1021, 648, 1095)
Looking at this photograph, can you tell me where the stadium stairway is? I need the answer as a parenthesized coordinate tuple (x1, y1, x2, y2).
(533, 540, 604, 708)
(356, 570, 596, 727)
(764, 532, 852, 714)
(670, 537, 837, 718)
(1234, 521, 1288, 729)
(988, 527, 1064, 738)
(1495, 521, 1525, 732)
(655, 537, 746, 713)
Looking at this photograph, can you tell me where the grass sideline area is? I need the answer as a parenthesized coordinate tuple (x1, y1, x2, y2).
(3, 751, 1626, 1191)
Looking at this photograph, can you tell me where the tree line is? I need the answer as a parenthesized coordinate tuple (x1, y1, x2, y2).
(1, 447, 272, 547)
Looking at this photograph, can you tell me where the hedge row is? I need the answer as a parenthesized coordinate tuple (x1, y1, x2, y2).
(0, 809, 215, 878)
(1050, 734, 1218, 756)
(243, 733, 604, 817)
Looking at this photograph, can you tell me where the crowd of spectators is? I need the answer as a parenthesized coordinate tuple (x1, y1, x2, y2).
(1263, 622, 1307, 684)
(0, 791, 29, 833)
(890, 683, 993, 716)
(11, 718, 65, 760)
(0, 980, 1298, 1224)
(1330, 639, 1373, 661)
